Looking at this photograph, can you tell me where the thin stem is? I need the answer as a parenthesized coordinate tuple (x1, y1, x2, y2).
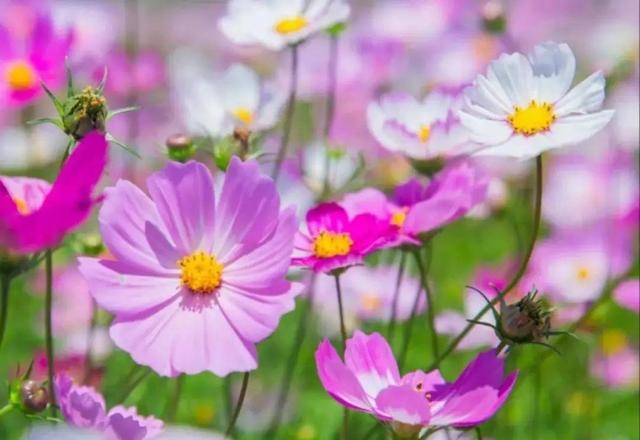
(414, 248, 438, 360)
(44, 249, 56, 417)
(0, 274, 11, 351)
(265, 276, 317, 437)
(334, 273, 347, 350)
(386, 252, 407, 342)
(165, 375, 184, 423)
(475, 427, 484, 440)
(271, 44, 299, 183)
(321, 35, 339, 198)
(224, 372, 250, 438)
(114, 369, 151, 404)
(429, 155, 543, 370)
(0, 404, 12, 418)
(398, 282, 424, 370)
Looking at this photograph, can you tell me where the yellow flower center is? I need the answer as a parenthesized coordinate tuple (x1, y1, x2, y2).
(231, 107, 254, 125)
(418, 125, 431, 142)
(274, 16, 308, 34)
(360, 294, 383, 312)
(178, 251, 223, 294)
(600, 329, 627, 357)
(312, 231, 353, 258)
(6, 60, 37, 91)
(576, 266, 590, 281)
(391, 207, 409, 227)
(12, 197, 30, 215)
(507, 100, 556, 136)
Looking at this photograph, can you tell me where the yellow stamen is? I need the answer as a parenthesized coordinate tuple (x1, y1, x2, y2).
(178, 251, 223, 294)
(418, 125, 431, 142)
(360, 294, 383, 312)
(576, 266, 590, 281)
(312, 231, 353, 258)
(13, 197, 30, 215)
(507, 100, 556, 136)
(274, 16, 308, 34)
(6, 60, 37, 91)
(391, 207, 409, 228)
(231, 107, 254, 125)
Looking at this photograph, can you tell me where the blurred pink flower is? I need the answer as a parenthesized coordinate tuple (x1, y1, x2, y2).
(94, 50, 165, 99)
(55, 373, 163, 440)
(0, 132, 108, 254)
(0, 11, 72, 106)
(79, 158, 299, 377)
(613, 279, 639, 313)
(590, 330, 639, 389)
(315, 331, 517, 433)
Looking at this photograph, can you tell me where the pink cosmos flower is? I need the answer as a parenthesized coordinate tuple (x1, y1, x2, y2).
(291, 202, 390, 273)
(590, 330, 639, 389)
(54, 373, 163, 440)
(79, 158, 299, 377)
(0, 11, 72, 106)
(0, 131, 108, 254)
(613, 279, 639, 313)
(94, 50, 165, 99)
(341, 161, 488, 246)
(315, 331, 517, 434)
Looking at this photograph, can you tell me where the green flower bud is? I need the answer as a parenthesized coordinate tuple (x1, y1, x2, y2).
(76, 233, 106, 257)
(482, 1, 507, 34)
(10, 379, 49, 414)
(166, 134, 196, 163)
(62, 86, 108, 140)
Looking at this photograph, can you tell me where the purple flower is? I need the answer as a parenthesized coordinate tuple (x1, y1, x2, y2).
(79, 158, 299, 377)
(54, 374, 163, 440)
(613, 279, 639, 313)
(0, 131, 108, 254)
(315, 331, 517, 434)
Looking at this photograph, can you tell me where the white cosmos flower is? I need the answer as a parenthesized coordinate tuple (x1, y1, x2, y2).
(458, 41, 615, 159)
(170, 51, 284, 137)
(367, 90, 474, 160)
(219, 0, 350, 51)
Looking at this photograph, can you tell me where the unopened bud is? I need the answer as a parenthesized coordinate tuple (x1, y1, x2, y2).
(213, 138, 238, 172)
(482, 0, 506, 34)
(10, 379, 49, 414)
(77, 233, 105, 257)
(62, 86, 108, 140)
(166, 134, 196, 163)
(499, 290, 551, 343)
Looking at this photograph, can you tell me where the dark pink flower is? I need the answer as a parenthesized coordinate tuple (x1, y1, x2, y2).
(0, 131, 108, 254)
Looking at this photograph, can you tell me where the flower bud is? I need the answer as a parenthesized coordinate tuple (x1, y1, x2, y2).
(482, 0, 507, 34)
(499, 290, 551, 344)
(213, 138, 238, 172)
(166, 134, 196, 163)
(76, 233, 106, 257)
(0, 250, 28, 276)
(10, 379, 49, 414)
(62, 86, 108, 140)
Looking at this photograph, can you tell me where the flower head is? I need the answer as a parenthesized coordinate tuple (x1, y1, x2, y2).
(219, 0, 350, 51)
(459, 41, 614, 158)
(79, 158, 299, 376)
(291, 202, 390, 273)
(54, 374, 163, 440)
(0, 12, 72, 106)
(367, 90, 472, 161)
(613, 279, 639, 313)
(0, 131, 108, 255)
(315, 331, 517, 435)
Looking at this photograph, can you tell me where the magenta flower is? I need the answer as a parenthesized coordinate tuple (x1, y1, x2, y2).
(613, 279, 639, 313)
(54, 374, 163, 440)
(341, 161, 487, 247)
(0, 12, 72, 106)
(0, 131, 108, 254)
(315, 331, 517, 434)
(79, 158, 299, 377)
(291, 202, 390, 273)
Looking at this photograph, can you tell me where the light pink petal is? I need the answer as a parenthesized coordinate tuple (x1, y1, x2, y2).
(341, 188, 394, 220)
(344, 331, 401, 397)
(374, 385, 431, 425)
(613, 279, 639, 313)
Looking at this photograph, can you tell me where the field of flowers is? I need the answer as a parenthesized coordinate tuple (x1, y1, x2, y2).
(0, 1, 638, 439)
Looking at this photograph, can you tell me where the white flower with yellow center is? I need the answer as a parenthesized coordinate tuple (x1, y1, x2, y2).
(171, 52, 284, 137)
(219, 0, 350, 51)
(458, 42, 615, 158)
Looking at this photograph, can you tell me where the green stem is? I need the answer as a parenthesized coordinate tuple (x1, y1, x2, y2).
(429, 155, 543, 370)
(413, 248, 438, 361)
(0, 404, 12, 418)
(44, 249, 56, 417)
(165, 374, 184, 423)
(114, 369, 151, 404)
(224, 372, 250, 438)
(386, 252, 407, 342)
(272, 44, 299, 183)
(398, 282, 425, 370)
(0, 274, 11, 352)
(334, 273, 347, 351)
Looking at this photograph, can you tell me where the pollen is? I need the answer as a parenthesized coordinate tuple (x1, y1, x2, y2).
(576, 266, 590, 281)
(360, 294, 383, 312)
(418, 125, 431, 142)
(178, 251, 223, 294)
(312, 231, 353, 258)
(231, 107, 254, 125)
(508, 100, 556, 136)
(391, 207, 409, 227)
(274, 16, 308, 34)
(6, 60, 37, 91)
(12, 197, 30, 215)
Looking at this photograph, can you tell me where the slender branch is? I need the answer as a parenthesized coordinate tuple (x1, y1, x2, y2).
(429, 155, 544, 370)
(265, 276, 317, 437)
(164, 374, 184, 423)
(386, 252, 407, 342)
(0, 404, 12, 418)
(114, 369, 151, 404)
(321, 35, 339, 198)
(224, 372, 250, 438)
(44, 250, 56, 417)
(271, 44, 300, 182)
(398, 281, 426, 370)
(0, 274, 11, 351)
(334, 273, 348, 350)
(414, 248, 438, 360)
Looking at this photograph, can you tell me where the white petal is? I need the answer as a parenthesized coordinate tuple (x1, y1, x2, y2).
(458, 110, 513, 145)
(220, 64, 260, 112)
(486, 52, 535, 107)
(555, 71, 606, 116)
(528, 41, 576, 102)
